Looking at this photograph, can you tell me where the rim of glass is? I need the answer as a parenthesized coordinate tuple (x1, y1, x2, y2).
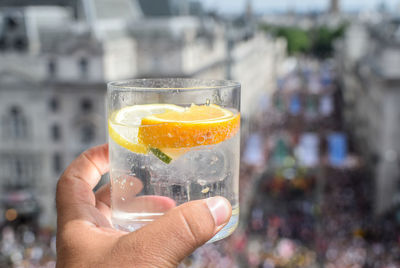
(107, 78, 240, 92)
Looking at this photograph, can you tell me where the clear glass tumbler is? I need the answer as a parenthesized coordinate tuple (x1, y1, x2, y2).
(107, 78, 240, 242)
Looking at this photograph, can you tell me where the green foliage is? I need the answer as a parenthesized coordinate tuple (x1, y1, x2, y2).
(276, 27, 311, 55)
(311, 23, 348, 57)
(259, 22, 348, 58)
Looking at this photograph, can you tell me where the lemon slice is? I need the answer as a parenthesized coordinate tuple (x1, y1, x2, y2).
(108, 104, 185, 154)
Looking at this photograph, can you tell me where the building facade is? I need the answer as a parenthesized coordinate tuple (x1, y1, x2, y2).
(337, 20, 400, 214)
(0, 1, 138, 226)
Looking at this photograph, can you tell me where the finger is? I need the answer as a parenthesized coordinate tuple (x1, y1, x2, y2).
(65, 143, 109, 189)
(96, 199, 112, 225)
(57, 144, 109, 208)
(114, 197, 232, 268)
(98, 175, 144, 207)
(94, 186, 175, 224)
(111, 174, 144, 201)
(95, 183, 111, 207)
(94, 183, 112, 222)
(113, 195, 176, 216)
(127, 195, 176, 212)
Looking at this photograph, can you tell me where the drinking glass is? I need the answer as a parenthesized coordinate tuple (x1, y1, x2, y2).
(107, 78, 240, 242)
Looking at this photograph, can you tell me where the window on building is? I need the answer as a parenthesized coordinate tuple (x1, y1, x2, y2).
(2, 155, 33, 189)
(0, 37, 6, 51)
(80, 98, 93, 112)
(14, 36, 27, 51)
(53, 153, 62, 174)
(48, 59, 57, 78)
(5, 16, 18, 31)
(49, 97, 60, 112)
(8, 106, 28, 139)
(0, 116, 6, 139)
(15, 158, 22, 178)
(79, 57, 89, 77)
(51, 124, 61, 141)
(81, 123, 96, 144)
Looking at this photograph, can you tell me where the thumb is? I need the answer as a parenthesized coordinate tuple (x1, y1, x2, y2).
(114, 197, 232, 268)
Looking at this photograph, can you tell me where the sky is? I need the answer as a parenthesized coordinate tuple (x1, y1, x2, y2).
(201, 0, 400, 14)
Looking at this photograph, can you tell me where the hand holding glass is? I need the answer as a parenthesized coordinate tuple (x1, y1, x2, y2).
(107, 79, 240, 242)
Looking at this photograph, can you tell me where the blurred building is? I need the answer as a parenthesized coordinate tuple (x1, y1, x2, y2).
(0, 0, 138, 226)
(337, 19, 400, 214)
(0, 0, 286, 226)
(330, 0, 340, 14)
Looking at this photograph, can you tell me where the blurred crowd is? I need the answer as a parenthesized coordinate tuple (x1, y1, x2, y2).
(0, 225, 55, 267)
(3, 59, 400, 267)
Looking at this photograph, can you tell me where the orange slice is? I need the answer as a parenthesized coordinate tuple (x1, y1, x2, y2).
(138, 104, 240, 148)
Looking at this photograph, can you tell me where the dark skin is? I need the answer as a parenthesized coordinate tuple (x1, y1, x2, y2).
(56, 144, 232, 268)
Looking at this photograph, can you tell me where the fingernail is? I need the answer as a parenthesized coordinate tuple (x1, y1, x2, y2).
(206, 197, 231, 226)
